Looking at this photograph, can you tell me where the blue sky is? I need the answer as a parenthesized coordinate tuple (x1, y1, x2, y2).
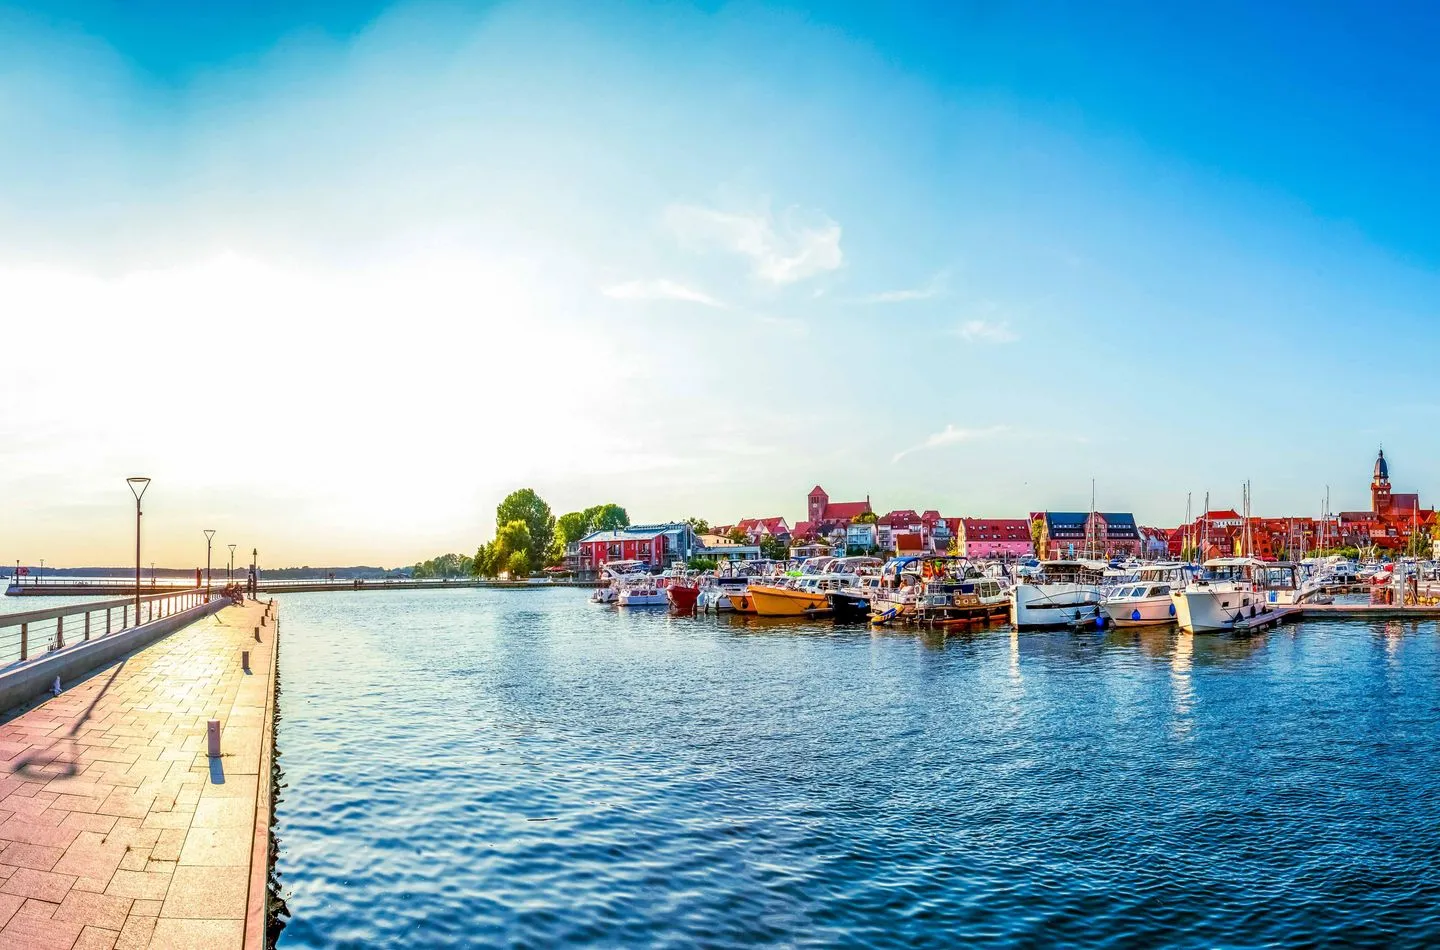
(3, 0, 1439, 565)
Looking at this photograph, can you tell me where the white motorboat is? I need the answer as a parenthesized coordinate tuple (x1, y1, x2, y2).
(1010, 560, 1107, 629)
(698, 575, 751, 612)
(590, 560, 649, 604)
(1172, 558, 1310, 632)
(616, 575, 669, 607)
(1101, 563, 1197, 627)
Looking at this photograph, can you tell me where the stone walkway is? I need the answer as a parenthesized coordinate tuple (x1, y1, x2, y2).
(0, 599, 276, 949)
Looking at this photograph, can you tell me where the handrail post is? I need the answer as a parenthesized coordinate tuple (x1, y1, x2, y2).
(84, 613, 91, 642)
(106, 608, 111, 636)
(55, 617, 63, 651)
(19, 624, 26, 662)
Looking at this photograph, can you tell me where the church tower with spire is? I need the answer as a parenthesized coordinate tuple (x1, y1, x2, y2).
(1371, 448, 1392, 514)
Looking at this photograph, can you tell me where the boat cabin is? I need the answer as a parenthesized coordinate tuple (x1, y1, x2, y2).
(1036, 560, 1108, 585)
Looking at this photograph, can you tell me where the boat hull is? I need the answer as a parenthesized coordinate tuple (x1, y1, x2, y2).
(1010, 583, 1101, 629)
(748, 584, 828, 617)
(617, 590, 667, 607)
(918, 601, 1010, 626)
(826, 591, 871, 622)
(667, 585, 700, 613)
(1172, 587, 1270, 632)
(1101, 596, 1176, 627)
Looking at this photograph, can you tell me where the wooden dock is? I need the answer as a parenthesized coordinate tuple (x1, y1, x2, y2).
(0, 598, 277, 947)
(1231, 602, 1440, 632)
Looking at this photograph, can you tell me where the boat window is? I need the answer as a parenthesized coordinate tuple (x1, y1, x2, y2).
(1150, 585, 1170, 596)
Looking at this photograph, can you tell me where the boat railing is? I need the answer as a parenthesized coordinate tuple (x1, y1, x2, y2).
(0, 589, 214, 670)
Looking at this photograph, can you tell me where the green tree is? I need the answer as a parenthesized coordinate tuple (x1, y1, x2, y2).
(472, 544, 498, 579)
(493, 520, 533, 565)
(556, 511, 591, 546)
(852, 511, 878, 524)
(760, 535, 790, 560)
(685, 517, 710, 535)
(506, 550, 530, 579)
(496, 489, 555, 568)
(687, 555, 718, 571)
(726, 526, 749, 545)
(584, 503, 630, 532)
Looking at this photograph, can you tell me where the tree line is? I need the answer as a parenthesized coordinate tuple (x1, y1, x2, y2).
(412, 489, 631, 580)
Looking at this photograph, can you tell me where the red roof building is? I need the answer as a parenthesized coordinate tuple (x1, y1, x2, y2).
(806, 486, 873, 532)
(734, 517, 791, 542)
(957, 519, 1034, 559)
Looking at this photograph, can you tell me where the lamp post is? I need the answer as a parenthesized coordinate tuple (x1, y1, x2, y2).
(228, 544, 236, 584)
(252, 548, 258, 597)
(203, 529, 216, 598)
(38, 559, 43, 587)
(126, 477, 150, 619)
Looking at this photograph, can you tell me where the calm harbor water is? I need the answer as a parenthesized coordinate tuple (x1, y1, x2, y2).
(271, 589, 1440, 947)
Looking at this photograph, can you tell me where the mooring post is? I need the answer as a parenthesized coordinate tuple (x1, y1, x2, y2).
(242, 650, 251, 673)
(207, 719, 222, 757)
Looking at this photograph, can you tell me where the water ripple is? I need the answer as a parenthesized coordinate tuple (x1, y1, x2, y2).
(272, 590, 1440, 947)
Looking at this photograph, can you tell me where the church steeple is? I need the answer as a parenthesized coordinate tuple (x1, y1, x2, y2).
(1372, 448, 1392, 514)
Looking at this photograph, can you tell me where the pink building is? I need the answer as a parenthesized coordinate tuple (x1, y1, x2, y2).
(958, 519, 1035, 559)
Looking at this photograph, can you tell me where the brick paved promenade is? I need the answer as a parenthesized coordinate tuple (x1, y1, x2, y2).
(0, 599, 277, 949)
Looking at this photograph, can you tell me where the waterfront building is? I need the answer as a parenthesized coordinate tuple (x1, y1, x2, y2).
(845, 522, 879, 552)
(1032, 511, 1142, 559)
(735, 517, 791, 543)
(957, 518, 1035, 559)
(573, 522, 701, 574)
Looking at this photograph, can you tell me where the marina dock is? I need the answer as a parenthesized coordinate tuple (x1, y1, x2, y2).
(1231, 601, 1440, 632)
(0, 598, 277, 948)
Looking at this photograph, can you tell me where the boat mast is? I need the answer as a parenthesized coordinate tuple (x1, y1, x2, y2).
(1185, 491, 1192, 562)
(1089, 478, 1097, 560)
(1203, 492, 1211, 560)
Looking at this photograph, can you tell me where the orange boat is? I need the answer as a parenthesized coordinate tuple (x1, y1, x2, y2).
(729, 591, 758, 614)
(746, 581, 830, 617)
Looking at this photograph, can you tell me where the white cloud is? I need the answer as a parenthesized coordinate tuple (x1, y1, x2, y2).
(602, 278, 724, 307)
(957, 318, 1018, 343)
(664, 203, 842, 284)
(893, 424, 1009, 463)
(860, 269, 949, 303)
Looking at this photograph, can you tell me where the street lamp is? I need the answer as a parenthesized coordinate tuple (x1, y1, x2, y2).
(252, 548, 258, 596)
(126, 477, 150, 619)
(228, 544, 236, 584)
(203, 529, 216, 598)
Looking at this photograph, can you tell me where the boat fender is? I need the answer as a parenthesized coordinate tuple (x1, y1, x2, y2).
(1169, 603, 1176, 617)
(1096, 615, 1106, 630)
(1131, 609, 1142, 621)
(1250, 605, 1256, 617)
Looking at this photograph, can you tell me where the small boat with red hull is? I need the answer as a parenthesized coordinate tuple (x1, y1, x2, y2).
(667, 580, 701, 613)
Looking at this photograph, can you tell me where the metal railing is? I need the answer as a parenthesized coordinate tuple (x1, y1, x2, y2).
(0, 589, 212, 669)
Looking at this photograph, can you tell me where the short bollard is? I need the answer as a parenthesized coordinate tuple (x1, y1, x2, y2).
(242, 650, 251, 672)
(207, 719, 222, 757)
(261, 615, 267, 627)
(254, 626, 261, 642)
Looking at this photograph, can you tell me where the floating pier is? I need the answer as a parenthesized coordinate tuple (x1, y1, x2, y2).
(1231, 602, 1440, 632)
